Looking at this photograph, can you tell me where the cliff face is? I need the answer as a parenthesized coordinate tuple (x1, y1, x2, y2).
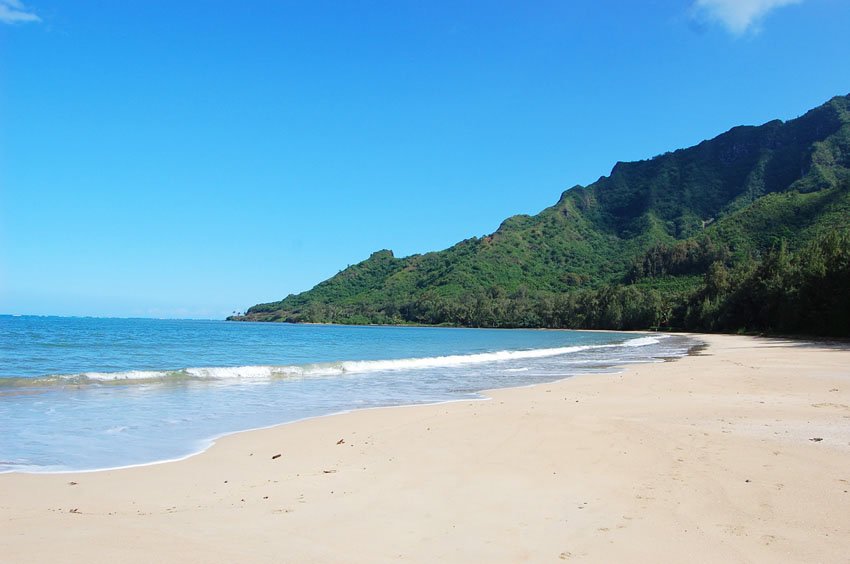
(231, 95, 850, 326)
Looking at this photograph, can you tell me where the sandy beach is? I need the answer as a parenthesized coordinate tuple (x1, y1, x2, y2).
(1, 333, 849, 563)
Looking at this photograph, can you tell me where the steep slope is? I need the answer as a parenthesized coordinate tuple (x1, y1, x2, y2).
(232, 94, 850, 326)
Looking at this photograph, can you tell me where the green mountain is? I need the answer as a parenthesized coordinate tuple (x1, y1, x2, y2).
(230, 94, 850, 335)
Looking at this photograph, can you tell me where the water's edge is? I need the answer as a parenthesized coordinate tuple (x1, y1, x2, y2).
(8, 332, 704, 476)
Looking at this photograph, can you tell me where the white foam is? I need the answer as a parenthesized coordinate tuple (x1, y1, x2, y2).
(81, 370, 171, 381)
(186, 365, 279, 380)
(621, 336, 662, 347)
(30, 334, 662, 385)
(338, 344, 595, 374)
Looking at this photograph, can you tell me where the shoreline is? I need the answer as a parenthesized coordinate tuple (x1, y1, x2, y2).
(2, 333, 848, 562)
(1, 330, 675, 475)
(6, 395, 495, 477)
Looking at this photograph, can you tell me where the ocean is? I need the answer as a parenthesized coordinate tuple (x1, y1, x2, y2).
(0, 315, 696, 473)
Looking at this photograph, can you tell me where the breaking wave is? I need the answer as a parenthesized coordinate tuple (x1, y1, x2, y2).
(1, 335, 663, 389)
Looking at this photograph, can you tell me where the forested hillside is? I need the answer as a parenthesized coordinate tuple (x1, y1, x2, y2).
(230, 95, 850, 336)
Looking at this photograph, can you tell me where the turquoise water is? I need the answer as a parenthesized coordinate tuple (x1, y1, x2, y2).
(0, 316, 694, 472)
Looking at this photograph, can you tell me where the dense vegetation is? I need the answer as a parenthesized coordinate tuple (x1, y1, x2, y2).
(230, 95, 850, 336)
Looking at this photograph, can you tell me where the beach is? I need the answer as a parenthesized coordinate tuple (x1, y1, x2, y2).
(2, 333, 849, 563)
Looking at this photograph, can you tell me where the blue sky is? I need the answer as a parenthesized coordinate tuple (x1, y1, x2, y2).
(1, 0, 848, 318)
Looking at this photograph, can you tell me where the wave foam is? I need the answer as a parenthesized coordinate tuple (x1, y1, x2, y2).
(621, 336, 662, 347)
(83, 370, 173, 382)
(2, 335, 661, 388)
(338, 344, 596, 374)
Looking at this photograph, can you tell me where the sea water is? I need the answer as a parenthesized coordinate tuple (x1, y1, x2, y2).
(0, 316, 696, 473)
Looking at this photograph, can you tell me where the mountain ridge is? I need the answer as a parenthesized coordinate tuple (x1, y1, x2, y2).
(230, 94, 850, 335)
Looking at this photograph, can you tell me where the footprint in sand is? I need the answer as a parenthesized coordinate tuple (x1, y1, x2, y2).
(761, 534, 777, 545)
(811, 402, 849, 411)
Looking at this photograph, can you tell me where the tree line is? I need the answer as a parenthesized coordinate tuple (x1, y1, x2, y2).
(278, 230, 849, 337)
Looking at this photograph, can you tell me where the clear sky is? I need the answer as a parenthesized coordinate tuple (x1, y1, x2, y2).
(1, 0, 848, 319)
